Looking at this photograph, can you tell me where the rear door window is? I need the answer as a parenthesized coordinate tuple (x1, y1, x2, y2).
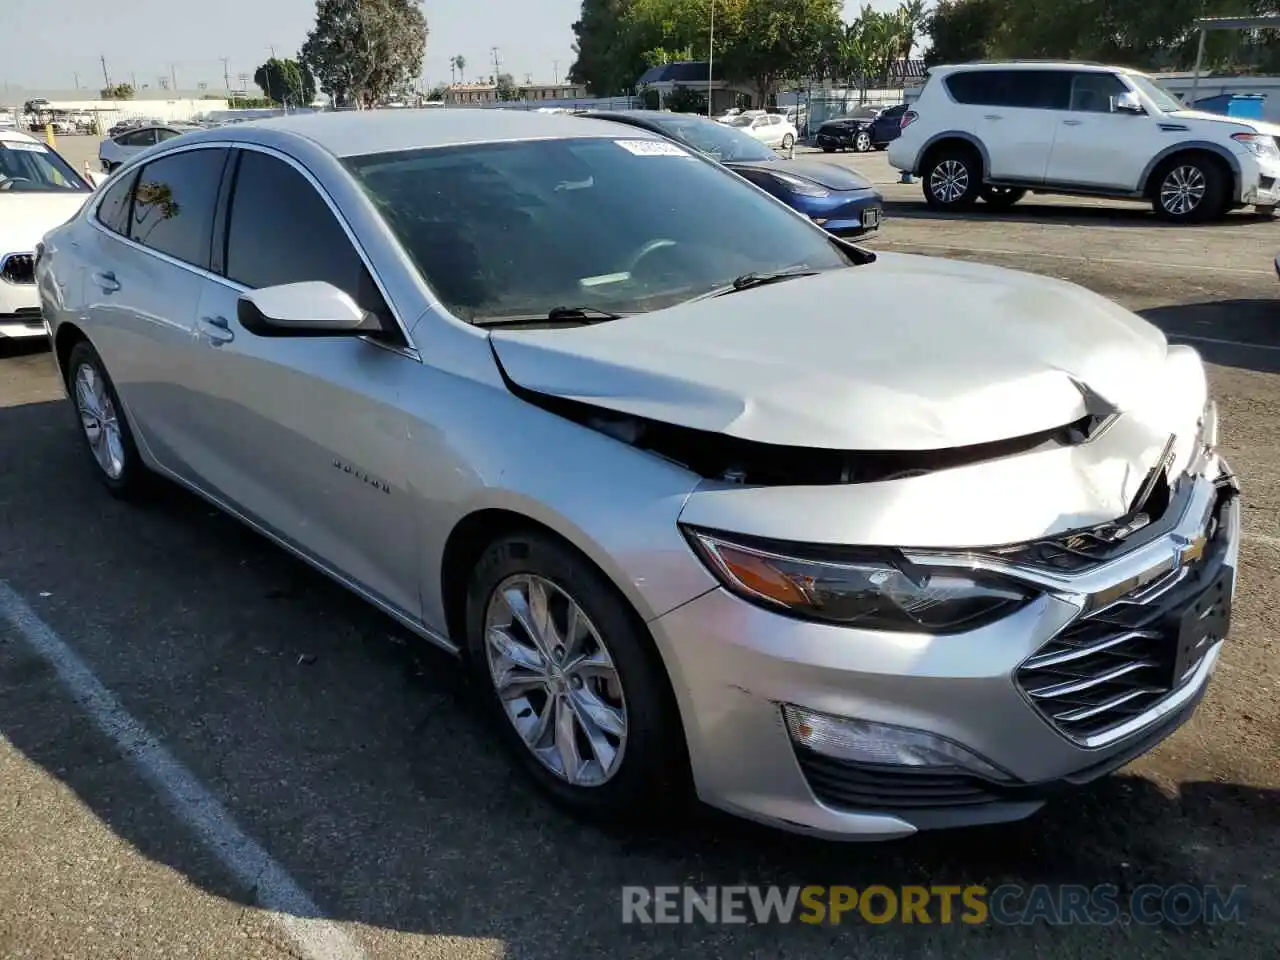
(95, 169, 138, 235)
(946, 70, 1070, 110)
(128, 147, 228, 269)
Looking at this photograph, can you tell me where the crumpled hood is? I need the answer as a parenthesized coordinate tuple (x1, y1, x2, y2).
(730, 157, 874, 191)
(489, 252, 1170, 451)
(0, 193, 90, 253)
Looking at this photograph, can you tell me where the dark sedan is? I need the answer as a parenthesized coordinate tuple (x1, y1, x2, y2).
(815, 107, 881, 153)
(581, 110, 883, 237)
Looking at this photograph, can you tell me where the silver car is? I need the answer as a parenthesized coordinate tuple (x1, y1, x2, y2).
(37, 110, 1239, 841)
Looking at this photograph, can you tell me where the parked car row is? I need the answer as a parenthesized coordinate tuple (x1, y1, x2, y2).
(99, 122, 200, 172)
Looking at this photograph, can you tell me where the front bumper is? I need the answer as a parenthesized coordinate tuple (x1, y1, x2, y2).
(800, 190, 883, 237)
(0, 254, 42, 338)
(1239, 152, 1280, 206)
(651, 459, 1240, 840)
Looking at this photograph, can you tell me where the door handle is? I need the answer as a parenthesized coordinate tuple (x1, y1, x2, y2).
(197, 315, 234, 346)
(1062, 119, 1083, 126)
(91, 270, 119, 293)
(983, 114, 1003, 121)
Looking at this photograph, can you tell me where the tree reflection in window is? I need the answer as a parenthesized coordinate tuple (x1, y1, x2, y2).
(132, 180, 180, 244)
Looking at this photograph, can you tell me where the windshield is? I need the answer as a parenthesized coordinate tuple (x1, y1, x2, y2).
(0, 139, 90, 192)
(728, 116, 753, 128)
(647, 116, 778, 162)
(345, 136, 855, 322)
(1128, 74, 1185, 113)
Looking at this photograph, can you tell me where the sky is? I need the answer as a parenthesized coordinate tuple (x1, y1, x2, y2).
(0, 0, 907, 96)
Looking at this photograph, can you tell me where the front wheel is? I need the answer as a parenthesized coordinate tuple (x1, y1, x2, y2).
(922, 149, 981, 211)
(980, 185, 1026, 210)
(464, 532, 687, 824)
(1151, 156, 1228, 223)
(781, 133, 795, 151)
(854, 131, 872, 152)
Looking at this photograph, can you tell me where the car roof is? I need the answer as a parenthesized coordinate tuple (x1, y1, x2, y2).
(930, 61, 1143, 76)
(178, 108, 667, 158)
(0, 128, 41, 145)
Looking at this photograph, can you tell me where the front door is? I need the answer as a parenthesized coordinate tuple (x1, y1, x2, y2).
(947, 68, 1069, 183)
(185, 147, 421, 618)
(1045, 72, 1155, 191)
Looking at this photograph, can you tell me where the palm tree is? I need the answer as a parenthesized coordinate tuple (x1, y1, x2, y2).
(452, 55, 467, 83)
(897, 0, 927, 61)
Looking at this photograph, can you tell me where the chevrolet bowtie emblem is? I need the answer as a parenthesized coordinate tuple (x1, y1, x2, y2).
(1177, 533, 1208, 567)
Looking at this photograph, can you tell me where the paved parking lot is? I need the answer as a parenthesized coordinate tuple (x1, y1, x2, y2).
(2, 134, 1278, 959)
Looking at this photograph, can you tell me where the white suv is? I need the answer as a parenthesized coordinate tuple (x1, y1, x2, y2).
(888, 61, 1280, 222)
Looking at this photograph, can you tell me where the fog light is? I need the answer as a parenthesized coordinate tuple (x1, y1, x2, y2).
(782, 705, 1012, 781)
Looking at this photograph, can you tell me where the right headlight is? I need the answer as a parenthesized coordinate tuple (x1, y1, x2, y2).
(770, 170, 830, 198)
(682, 526, 1035, 633)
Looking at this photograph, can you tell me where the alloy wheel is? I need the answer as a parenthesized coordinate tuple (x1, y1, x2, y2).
(1160, 164, 1206, 217)
(484, 573, 628, 787)
(855, 131, 871, 151)
(930, 159, 969, 203)
(74, 363, 126, 479)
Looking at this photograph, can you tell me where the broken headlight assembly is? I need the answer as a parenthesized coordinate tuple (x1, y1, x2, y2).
(682, 526, 1035, 633)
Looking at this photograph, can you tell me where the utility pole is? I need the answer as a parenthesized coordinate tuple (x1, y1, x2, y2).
(73, 72, 79, 90)
(221, 57, 231, 95)
(491, 46, 501, 80)
(170, 64, 178, 93)
(552, 60, 559, 84)
(707, 0, 715, 116)
(100, 55, 111, 87)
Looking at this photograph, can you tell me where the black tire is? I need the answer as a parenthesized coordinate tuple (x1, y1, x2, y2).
(921, 145, 982, 211)
(463, 531, 688, 825)
(1256, 204, 1277, 217)
(980, 185, 1026, 210)
(1150, 154, 1229, 223)
(781, 133, 795, 150)
(854, 130, 872, 152)
(65, 340, 150, 499)
(874, 143, 888, 151)
(821, 145, 835, 153)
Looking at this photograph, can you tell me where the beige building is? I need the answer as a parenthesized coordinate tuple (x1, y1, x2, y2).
(442, 81, 588, 105)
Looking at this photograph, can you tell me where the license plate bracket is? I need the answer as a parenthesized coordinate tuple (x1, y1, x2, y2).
(862, 208, 880, 230)
(1168, 568, 1232, 685)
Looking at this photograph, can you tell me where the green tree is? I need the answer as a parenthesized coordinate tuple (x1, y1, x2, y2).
(570, 0, 642, 94)
(427, 83, 448, 100)
(450, 54, 467, 82)
(495, 73, 522, 100)
(922, 0, 1003, 66)
(99, 82, 135, 100)
(300, 0, 428, 108)
(719, 0, 842, 105)
(253, 57, 316, 106)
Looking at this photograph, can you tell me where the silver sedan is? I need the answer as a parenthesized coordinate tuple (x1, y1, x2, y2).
(37, 110, 1239, 840)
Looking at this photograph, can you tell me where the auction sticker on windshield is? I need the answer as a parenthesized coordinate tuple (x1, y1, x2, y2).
(614, 139, 691, 157)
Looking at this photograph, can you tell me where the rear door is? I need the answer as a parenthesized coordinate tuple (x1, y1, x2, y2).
(945, 69, 1069, 183)
(81, 145, 229, 479)
(1045, 71, 1154, 191)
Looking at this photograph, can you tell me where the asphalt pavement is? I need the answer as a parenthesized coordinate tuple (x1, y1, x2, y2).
(1, 135, 1277, 959)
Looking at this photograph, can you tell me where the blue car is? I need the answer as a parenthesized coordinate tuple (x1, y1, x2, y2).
(581, 110, 883, 237)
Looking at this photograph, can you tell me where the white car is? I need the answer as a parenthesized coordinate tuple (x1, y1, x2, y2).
(0, 129, 97, 339)
(99, 124, 195, 172)
(889, 61, 1280, 222)
(726, 112, 798, 150)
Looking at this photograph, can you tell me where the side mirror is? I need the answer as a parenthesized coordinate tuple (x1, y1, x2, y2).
(1113, 91, 1145, 115)
(237, 281, 387, 338)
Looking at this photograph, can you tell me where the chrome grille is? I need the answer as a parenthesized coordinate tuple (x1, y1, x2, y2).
(1, 253, 35, 285)
(1016, 546, 1231, 744)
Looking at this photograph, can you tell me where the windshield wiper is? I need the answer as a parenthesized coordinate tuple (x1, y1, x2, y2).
(692, 267, 822, 301)
(472, 305, 626, 328)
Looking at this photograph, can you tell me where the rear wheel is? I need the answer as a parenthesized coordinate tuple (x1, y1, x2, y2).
(922, 146, 982, 211)
(1150, 154, 1228, 223)
(980, 185, 1026, 210)
(781, 133, 795, 150)
(66, 340, 150, 499)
